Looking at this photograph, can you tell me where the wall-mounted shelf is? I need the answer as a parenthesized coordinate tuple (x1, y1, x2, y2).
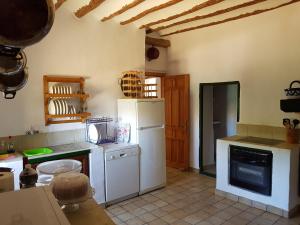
(45, 93, 90, 99)
(43, 75, 91, 126)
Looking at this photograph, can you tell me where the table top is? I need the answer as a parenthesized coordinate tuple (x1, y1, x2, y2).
(43, 186, 115, 225)
(65, 199, 115, 225)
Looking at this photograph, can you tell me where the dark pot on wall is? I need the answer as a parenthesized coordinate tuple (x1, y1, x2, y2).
(0, 50, 27, 76)
(146, 46, 160, 61)
(0, 68, 28, 99)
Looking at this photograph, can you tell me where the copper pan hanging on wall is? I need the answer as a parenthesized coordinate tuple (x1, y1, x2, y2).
(0, 0, 55, 99)
(0, 0, 55, 48)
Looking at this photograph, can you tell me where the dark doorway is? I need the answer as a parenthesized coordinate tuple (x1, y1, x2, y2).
(199, 81, 240, 177)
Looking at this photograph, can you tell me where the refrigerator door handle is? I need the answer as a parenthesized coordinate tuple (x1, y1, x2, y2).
(138, 125, 164, 130)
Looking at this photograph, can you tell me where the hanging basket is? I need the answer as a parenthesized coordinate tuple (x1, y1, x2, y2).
(119, 71, 145, 98)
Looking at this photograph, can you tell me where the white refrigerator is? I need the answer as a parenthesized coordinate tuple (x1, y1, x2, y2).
(118, 98, 166, 194)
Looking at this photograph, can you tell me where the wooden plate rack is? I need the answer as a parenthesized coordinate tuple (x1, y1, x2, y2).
(43, 75, 91, 125)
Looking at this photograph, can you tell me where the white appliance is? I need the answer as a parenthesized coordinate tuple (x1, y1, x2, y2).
(118, 99, 166, 194)
(103, 143, 139, 204)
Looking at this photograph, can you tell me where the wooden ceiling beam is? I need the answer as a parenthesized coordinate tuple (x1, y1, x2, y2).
(145, 71, 167, 77)
(146, 37, 170, 48)
(161, 0, 300, 37)
(154, 0, 267, 32)
(75, 0, 105, 18)
(120, 0, 183, 25)
(55, 0, 67, 10)
(101, 0, 145, 22)
(140, 0, 225, 29)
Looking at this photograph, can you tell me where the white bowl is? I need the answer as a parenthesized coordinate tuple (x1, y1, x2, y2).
(36, 159, 82, 176)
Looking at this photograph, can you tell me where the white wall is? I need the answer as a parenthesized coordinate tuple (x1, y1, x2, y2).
(0, 7, 145, 137)
(167, 4, 300, 168)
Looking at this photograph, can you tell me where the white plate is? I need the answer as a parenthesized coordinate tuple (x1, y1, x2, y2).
(63, 100, 68, 114)
(58, 100, 64, 114)
(52, 86, 55, 94)
(61, 100, 66, 114)
(72, 106, 76, 114)
(88, 124, 99, 144)
(61, 100, 67, 114)
(68, 86, 72, 94)
(53, 100, 59, 115)
(56, 100, 63, 115)
(48, 100, 56, 115)
(63, 100, 67, 114)
(62, 86, 66, 95)
(49, 86, 53, 94)
(55, 86, 59, 94)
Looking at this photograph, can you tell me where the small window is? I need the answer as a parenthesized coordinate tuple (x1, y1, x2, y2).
(144, 77, 161, 98)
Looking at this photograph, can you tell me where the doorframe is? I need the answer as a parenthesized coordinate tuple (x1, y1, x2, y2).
(199, 81, 240, 177)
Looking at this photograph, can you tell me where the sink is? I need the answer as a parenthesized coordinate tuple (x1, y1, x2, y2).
(23, 148, 53, 157)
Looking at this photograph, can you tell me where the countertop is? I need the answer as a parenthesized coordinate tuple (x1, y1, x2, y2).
(220, 135, 300, 150)
(27, 142, 102, 160)
(100, 142, 139, 152)
(0, 152, 23, 162)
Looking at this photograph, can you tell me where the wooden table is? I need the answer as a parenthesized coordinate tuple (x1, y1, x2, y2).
(44, 186, 115, 225)
(64, 199, 115, 225)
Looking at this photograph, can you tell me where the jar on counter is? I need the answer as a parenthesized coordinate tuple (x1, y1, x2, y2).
(19, 164, 38, 189)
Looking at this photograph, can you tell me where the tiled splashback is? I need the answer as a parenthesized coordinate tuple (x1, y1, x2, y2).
(0, 129, 86, 152)
(237, 123, 300, 143)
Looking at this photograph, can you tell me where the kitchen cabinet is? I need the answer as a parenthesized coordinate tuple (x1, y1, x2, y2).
(43, 75, 91, 125)
(24, 150, 90, 176)
(23, 142, 106, 204)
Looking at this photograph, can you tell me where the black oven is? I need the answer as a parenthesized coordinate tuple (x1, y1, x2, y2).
(229, 145, 273, 196)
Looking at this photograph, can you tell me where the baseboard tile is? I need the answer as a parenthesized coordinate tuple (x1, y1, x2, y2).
(215, 189, 299, 218)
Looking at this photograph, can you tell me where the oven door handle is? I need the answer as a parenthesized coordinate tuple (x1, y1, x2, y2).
(232, 159, 267, 166)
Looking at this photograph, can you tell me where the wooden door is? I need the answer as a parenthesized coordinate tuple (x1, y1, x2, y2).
(162, 75, 190, 170)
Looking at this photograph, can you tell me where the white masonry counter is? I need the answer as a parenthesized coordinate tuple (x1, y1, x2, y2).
(216, 136, 300, 217)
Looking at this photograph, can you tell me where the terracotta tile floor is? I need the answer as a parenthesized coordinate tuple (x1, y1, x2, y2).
(105, 168, 300, 225)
